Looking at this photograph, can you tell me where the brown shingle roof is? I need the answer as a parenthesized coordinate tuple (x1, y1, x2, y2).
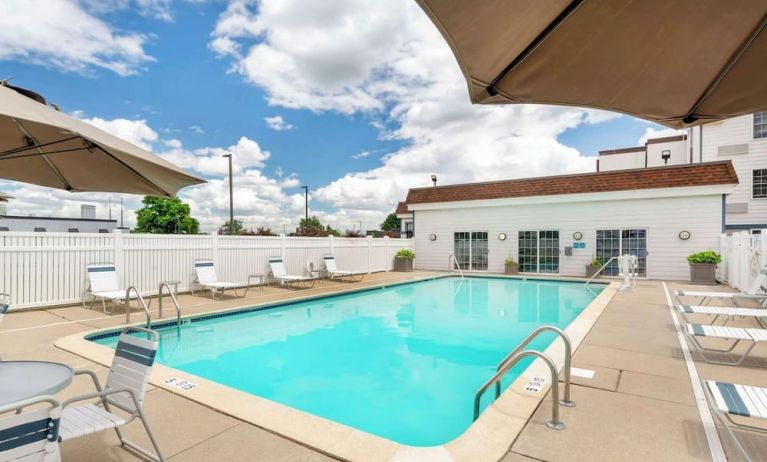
(395, 201, 409, 214)
(405, 161, 738, 205)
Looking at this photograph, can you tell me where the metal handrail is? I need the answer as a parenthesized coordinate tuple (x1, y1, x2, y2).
(158, 283, 181, 326)
(124, 286, 151, 329)
(474, 350, 565, 430)
(493, 326, 574, 407)
(449, 254, 465, 279)
(584, 256, 619, 285)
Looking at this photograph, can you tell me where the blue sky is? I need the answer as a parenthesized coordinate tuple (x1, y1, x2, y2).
(0, 0, 680, 232)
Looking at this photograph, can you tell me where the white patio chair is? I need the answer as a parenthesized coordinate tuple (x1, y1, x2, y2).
(0, 293, 10, 328)
(703, 380, 767, 462)
(685, 323, 767, 366)
(0, 395, 62, 462)
(322, 255, 365, 282)
(677, 304, 767, 328)
(59, 327, 164, 462)
(675, 267, 767, 307)
(83, 263, 141, 314)
(192, 259, 241, 299)
(268, 257, 316, 289)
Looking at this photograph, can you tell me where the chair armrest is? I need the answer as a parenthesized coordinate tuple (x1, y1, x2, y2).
(62, 387, 140, 410)
(74, 369, 103, 392)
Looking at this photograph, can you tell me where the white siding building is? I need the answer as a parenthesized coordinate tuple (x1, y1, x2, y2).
(402, 162, 737, 280)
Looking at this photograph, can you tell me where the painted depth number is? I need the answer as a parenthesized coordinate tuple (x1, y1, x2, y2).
(524, 376, 547, 393)
(164, 377, 197, 391)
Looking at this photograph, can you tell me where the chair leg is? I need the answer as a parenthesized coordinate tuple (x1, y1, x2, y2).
(113, 413, 164, 462)
(703, 384, 755, 462)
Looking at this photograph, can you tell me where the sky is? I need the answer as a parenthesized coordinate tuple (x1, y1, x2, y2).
(0, 0, 684, 233)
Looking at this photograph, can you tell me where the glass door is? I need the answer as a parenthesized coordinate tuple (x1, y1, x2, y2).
(518, 230, 559, 273)
(453, 231, 488, 271)
(470, 232, 488, 270)
(596, 228, 647, 276)
(453, 232, 470, 270)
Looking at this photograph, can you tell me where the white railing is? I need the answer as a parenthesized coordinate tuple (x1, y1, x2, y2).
(0, 232, 414, 310)
(718, 230, 767, 292)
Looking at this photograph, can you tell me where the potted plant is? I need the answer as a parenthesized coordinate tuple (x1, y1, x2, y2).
(393, 249, 415, 272)
(586, 255, 605, 278)
(687, 250, 721, 285)
(504, 257, 519, 275)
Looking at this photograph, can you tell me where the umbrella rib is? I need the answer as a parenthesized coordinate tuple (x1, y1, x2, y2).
(486, 0, 585, 97)
(88, 142, 172, 197)
(0, 135, 81, 158)
(0, 146, 94, 161)
(682, 13, 767, 124)
(11, 117, 73, 191)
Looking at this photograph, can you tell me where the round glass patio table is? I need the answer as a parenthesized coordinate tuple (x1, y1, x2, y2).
(0, 360, 74, 406)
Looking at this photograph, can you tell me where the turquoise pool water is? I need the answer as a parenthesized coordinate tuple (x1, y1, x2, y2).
(91, 277, 602, 446)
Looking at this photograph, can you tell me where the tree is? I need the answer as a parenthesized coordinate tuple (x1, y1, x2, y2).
(219, 219, 245, 235)
(134, 196, 199, 234)
(254, 227, 276, 236)
(297, 216, 340, 237)
(344, 229, 364, 238)
(380, 213, 401, 231)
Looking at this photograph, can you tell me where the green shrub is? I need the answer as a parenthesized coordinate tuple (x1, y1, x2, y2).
(395, 249, 416, 260)
(504, 257, 517, 265)
(588, 255, 605, 267)
(687, 250, 721, 264)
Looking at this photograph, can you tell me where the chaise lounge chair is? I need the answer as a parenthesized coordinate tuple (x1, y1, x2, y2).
(675, 267, 767, 307)
(84, 263, 143, 314)
(322, 254, 365, 282)
(685, 323, 767, 365)
(192, 259, 241, 299)
(677, 304, 767, 328)
(268, 257, 317, 289)
(0, 292, 9, 327)
(703, 380, 767, 462)
(59, 327, 165, 462)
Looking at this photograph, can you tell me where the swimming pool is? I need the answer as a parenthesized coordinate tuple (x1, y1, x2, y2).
(90, 276, 602, 447)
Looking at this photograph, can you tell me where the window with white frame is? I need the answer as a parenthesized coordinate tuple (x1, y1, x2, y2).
(453, 231, 488, 271)
(754, 169, 767, 198)
(518, 230, 560, 273)
(755, 112, 767, 139)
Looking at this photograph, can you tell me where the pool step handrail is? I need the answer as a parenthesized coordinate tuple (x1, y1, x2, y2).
(473, 350, 565, 430)
(124, 286, 151, 329)
(448, 254, 465, 279)
(158, 282, 182, 326)
(492, 325, 574, 406)
(584, 256, 619, 285)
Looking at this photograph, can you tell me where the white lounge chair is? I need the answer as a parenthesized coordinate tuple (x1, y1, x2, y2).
(675, 267, 767, 307)
(84, 263, 142, 314)
(60, 327, 164, 462)
(677, 304, 767, 328)
(192, 259, 241, 299)
(0, 395, 62, 462)
(0, 292, 9, 327)
(703, 380, 767, 462)
(268, 257, 316, 289)
(685, 323, 767, 365)
(322, 254, 365, 282)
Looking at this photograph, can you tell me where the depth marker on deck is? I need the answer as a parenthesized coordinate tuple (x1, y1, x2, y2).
(661, 282, 726, 462)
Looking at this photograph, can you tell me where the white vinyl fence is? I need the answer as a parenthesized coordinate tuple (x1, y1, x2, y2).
(718, 230, 767, 292)
(0, 232, 414, 310)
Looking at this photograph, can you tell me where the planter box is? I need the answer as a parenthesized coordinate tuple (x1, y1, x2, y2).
(504, 263, 519, 275)
(585, 265, 601, 279)
(393, 258, 414, 272)
(690, 263, 717, 285)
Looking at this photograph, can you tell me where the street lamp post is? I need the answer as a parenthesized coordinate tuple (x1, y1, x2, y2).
(301, 185, 308, 221)
(222, 153, 233, 234)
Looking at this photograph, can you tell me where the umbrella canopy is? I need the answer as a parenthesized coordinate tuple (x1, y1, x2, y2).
(0, 84, 205, 196)
(0, 191, 13, 202)
(415, 0, 767, 128)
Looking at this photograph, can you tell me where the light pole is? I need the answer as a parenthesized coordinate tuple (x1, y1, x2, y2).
(301, 185, 308, 221)
(222, 153, 233, 234)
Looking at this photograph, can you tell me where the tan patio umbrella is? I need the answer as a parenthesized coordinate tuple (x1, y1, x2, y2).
(415, 0, 767, 128)
(0, 191, 13, 202)
(0, 83, 205, 196)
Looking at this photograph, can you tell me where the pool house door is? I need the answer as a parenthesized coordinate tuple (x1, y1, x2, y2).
(595, 229, 648, 276)
(453, 231, 488, 270)
(518, 230, 560, 273)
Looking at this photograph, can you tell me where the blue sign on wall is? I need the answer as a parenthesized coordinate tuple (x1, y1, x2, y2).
(573, 242, 586, 249)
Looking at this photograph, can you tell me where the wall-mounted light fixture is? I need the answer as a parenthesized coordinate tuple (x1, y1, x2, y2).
(431, 174, 437, 187)
(573, 231, 583, 241)
(662, 150, 671, 165)
(498, 233, 507, 241)
(429, 233, 437, 241)
(678, 230, 691, 241)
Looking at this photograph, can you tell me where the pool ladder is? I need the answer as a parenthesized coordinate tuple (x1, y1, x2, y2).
(158, 282, 182, 326)
(124, 286, 152, 329)
(473, 326, 573, 430)
(448, 254, 464, 279)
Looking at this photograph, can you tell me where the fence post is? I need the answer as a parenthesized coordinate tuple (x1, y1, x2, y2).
(210, 232, 220, 268)
(280, 234, 286, 258)
(113, 229, 125, 287)
(329, 235, 334, 255)
(367, 235, 373, 274)
(384, 236, 390, 272)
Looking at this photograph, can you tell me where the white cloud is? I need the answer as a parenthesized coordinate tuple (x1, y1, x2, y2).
(351, 151, 371, 160)
(637, 127, 687, 145)
(0, 0, 155, 76)
(189, 125, 204, 134)
(81, 0, 174, 22)
(78, 116, 159, 150)
(264, 115, 294, 131)
(211, 0, 622, 230)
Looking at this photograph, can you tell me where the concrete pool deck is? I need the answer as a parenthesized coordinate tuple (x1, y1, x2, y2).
(2, 272, 766, 461)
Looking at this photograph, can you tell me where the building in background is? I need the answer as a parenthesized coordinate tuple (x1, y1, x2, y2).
(396, 202, 413, 238)
(597, 112, 767, 233)
(0, 202, 118, 233)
